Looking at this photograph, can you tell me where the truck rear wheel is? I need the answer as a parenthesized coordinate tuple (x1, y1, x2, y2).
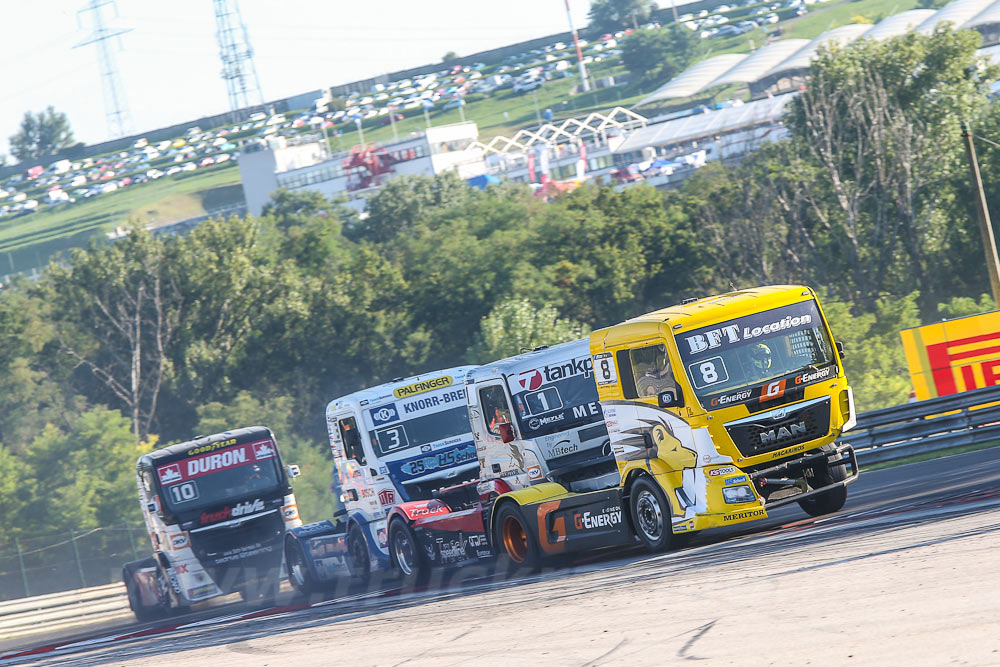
(123, 559, 166, 623)
(799, 445, 849, 517)
(389, 519, 429, 586)
(629, 477, 672, 552)
(494, 503, 540, 574)
(285, 535, 320, 596)
(347, 523, 371, 585)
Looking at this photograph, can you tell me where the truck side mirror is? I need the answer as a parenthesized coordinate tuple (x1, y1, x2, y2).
(658, 389, 683, 408)
(286, 464, 301, 479)
(836, 340, 846, 359)
(498, 422, 515, 444)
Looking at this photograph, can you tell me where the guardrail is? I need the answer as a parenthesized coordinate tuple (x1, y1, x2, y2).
(0, 583, 131, 639)
(846, 384, 1000, 465)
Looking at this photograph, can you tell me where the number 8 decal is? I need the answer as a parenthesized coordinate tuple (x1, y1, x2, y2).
(687, 355, 728, 388)
(594, 353, 618, 385)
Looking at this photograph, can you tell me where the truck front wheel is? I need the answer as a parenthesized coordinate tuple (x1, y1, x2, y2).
(389, 519, 429, 587)
(494, 503, 540, 574)
(124, 559, 166, 623)
(629, 477, 672, 552)
(799, 445, 849, 517)
(285, 536, 320, 597)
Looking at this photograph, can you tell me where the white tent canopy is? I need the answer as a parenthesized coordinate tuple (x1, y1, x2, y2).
(916, 0, 994, 32)
(615, 93, 798, 154)
(764, 24, 874, 78)
(635, 53, 748, 106)
(706, 40, 809, 89)
(865, 10, 938, 40)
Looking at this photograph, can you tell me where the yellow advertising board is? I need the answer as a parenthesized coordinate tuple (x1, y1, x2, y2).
(900, 310, 1000, 399)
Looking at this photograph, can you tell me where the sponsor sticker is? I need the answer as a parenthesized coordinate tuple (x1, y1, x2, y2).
(518, 369, 543, 391)
(187, 583, 217, 599)
(252, 440, 276, 459)
(724, 475, 748, 486)
(593, 352, 617, 386)
(283, 504, 300, 521)
(573, 506, 622, 530)
(393, 376, 453, 399)
(378, 488, 397, 507)
(724, 508, 765, 522)
(169, 532, 190, 550)
(708, 466, 737, 477)
(370, 404, 400, 426)
(159, 440, 270, 486)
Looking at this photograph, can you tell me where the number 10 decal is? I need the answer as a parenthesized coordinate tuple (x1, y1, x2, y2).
(168, 481, 199, 504)
(593, 352, 617, 386)
(688, 356, 728, 389)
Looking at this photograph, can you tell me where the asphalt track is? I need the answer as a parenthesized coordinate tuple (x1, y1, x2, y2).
(4, 446, 1000, 665)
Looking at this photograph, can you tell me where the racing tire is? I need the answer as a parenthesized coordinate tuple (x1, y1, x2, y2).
(389, 519, 429, 587)
(285, 536, 321, 597)
(798, 445, 849, 517)
(123, 560, 167, 623)
(493, 503, 541, 574)
(347, 523, 371, 586)
(629, 476, 673, 553)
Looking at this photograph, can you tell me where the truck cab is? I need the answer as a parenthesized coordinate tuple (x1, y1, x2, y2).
(384, 340, 620, 581)
(488, 286, 860, 566)
(122, 427, 302, 620)
(284, 367, 479, 593)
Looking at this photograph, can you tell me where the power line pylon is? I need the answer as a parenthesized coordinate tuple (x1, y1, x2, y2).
(213, 0, 264, 114)
(75, 0, 133, 139)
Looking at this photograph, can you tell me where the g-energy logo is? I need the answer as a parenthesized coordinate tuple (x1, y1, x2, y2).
(685, 314, 813, 354)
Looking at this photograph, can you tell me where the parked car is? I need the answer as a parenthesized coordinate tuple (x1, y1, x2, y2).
(513, 77, 544, 93)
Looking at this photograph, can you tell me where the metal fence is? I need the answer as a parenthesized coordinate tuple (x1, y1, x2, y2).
(0, 524, 145, 602)
(845, 384, 1000, 464)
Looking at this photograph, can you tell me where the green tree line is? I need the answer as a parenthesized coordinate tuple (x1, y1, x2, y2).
(0, 28, 997, 542)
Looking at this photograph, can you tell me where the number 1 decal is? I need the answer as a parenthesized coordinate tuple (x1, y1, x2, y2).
(593, 353, 617, 386)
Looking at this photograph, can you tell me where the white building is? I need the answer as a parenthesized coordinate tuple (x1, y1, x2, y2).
(238, 123, 486, 215)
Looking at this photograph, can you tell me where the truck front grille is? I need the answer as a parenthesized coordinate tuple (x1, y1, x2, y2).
(724, 396, 831, 458)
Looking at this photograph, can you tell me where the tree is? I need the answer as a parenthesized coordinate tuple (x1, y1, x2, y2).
(8, 106, 76, 163)
(621, 25, 699, 82)
(46, 230, 183, 439)
(588, 0, 656, 34)
(466, 298, 589, 362)
(442, 51, 459, 62)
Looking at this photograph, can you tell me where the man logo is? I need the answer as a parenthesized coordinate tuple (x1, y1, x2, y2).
(370, 404, 399, 426)
(518, 369, 543, 391)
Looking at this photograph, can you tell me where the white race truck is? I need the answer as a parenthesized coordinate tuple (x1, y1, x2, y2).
(283, 367, 479, 593)
(123, 427, 302, 620)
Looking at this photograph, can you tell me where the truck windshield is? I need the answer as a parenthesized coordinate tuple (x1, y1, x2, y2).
(370, 405, 471, 457)
(677, 300, 836, 410)
(156, 439, 282, 513)
(511, 367, 604, 439)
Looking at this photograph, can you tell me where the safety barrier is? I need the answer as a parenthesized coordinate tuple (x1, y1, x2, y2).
(0, 583, 130, 639)
(846, 385, 1000, 465)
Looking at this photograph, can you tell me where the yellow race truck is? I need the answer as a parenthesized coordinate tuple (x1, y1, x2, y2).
(492, 285, 859, 565)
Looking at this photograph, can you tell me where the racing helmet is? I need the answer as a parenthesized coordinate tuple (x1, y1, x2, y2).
(750, 343, 772, 374)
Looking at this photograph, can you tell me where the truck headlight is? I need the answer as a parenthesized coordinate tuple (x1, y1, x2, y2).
(723, 485, 755, 504)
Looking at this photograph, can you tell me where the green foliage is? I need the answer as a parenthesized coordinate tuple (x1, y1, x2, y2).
(588, 0, 656, 34)
(467, 298, 590, 363)
(937, 294, 995, 318)
(621, 26, 700, 83)
(821, 292, 921, 410)
(8, 106, 76, 163)
(442, 50, 459, 62)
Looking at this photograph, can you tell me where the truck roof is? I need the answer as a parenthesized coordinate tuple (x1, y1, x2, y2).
(592, 285, 813, 349)
(142, 426, 273, 465)
(326, 365, 478, 414)
(468, 338, 588, 383)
